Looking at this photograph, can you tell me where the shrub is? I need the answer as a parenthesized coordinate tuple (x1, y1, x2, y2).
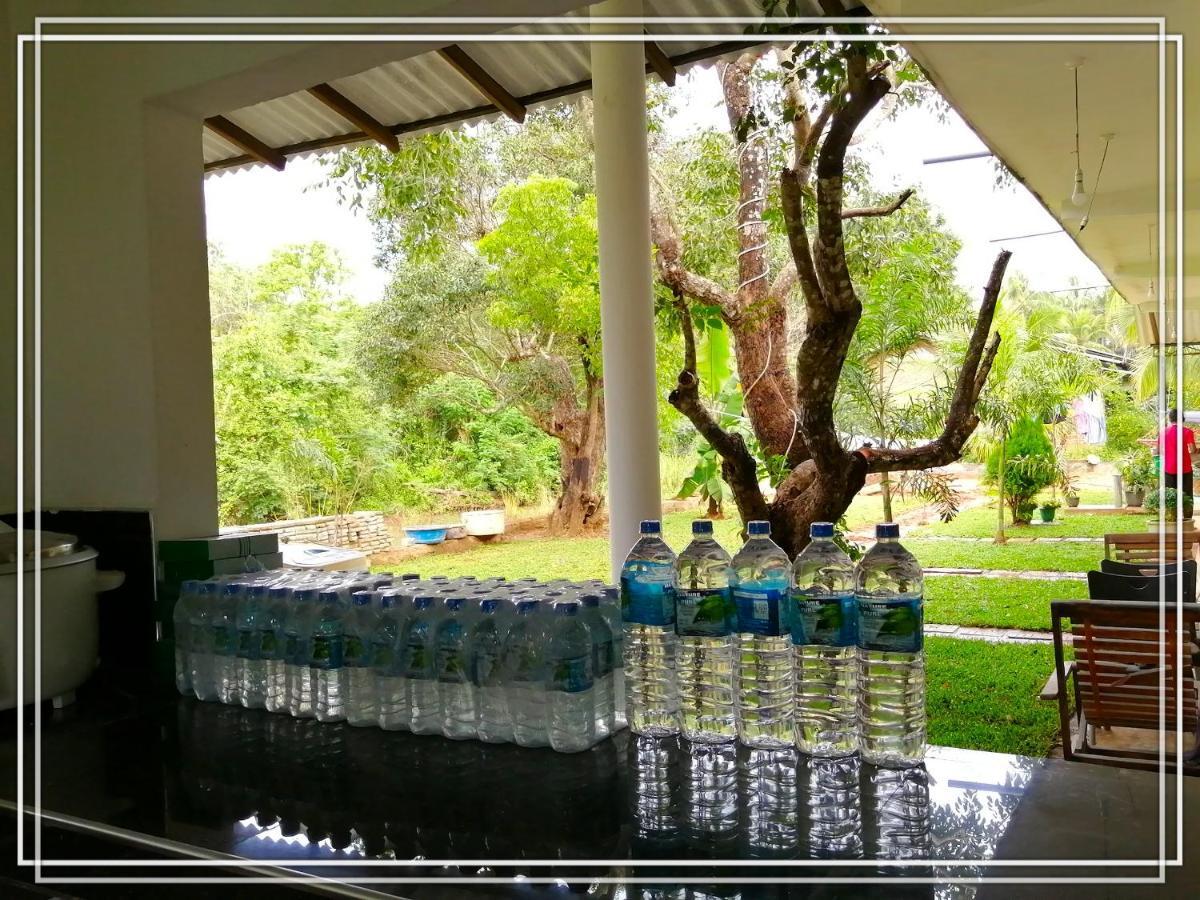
(986, 417, 1058, 525)
(1103, 389, 1155, 460)
(1119, 447, 1157, 492)
(1146, 487, 1194, 518)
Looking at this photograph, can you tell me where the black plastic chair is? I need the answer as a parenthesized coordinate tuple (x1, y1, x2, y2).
(1100, 558, 1197, 580)
(1087, 569, 1196, 603)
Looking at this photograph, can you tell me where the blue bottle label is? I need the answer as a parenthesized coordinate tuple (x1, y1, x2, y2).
(791, 591, 857, 647)
(436, 646, 465, 682)
(371, 641, 395, 671)
(309, 634, 343, 669)
(675, 587, 735, 637)
(260, 629, 279, 658)
(593, 638, 614, 676)
(210, 624, 232, 654)
(470, 645, 501, 686)
(856, 596, 923, 653)
(512, 644, 543, 683)
(621, 564, 676, 626)
(406, 636, 432, 677)
(733, 587, 789, 636)
(343, 634, 368, 668)
(285, 633, 303, 663)
(237, 628, 258, 658)
(551, 654, 593, 693)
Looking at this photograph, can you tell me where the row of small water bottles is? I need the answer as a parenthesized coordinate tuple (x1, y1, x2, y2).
(621, 519, 925, 767)
(173, 570, 625, 753)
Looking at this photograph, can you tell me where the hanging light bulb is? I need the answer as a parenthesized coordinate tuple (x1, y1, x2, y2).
(1147, 278, 1155, 298)
(1070, 166, 1088, 207)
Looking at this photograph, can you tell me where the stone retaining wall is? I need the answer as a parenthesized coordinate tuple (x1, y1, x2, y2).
(223, 511, 392, 555)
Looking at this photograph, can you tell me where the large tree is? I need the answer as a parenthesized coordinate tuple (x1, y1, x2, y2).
(651, 46, 1012, 555)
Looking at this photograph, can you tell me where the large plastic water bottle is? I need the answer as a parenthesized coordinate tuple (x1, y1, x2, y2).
(599, 588, 626, 730)
(792, 521, 858, 756)
(435, 596, 476, 740)
(620, 520, 679, 736)
(263, 586, 292, 713)
(284, 588, 320, 718)
(580, 593, 616, 741)
(546, 599, 597, 753)
(188, 582, 221, 702)
(674, 520, 736, 744)
(855, 523, 926, 766)
(172, 580, 200, 695)
(343, 591, 380, 727)
(405, 595, 441, 735)
(214, 583, 242, 705)
(372, 592, 410, 731)
(504, 598, 550, 747)
(468, 597, 512, 743)
(236, 584, 270, 709)
(312, 591, 346, 723)
(731, 520, 794, 749)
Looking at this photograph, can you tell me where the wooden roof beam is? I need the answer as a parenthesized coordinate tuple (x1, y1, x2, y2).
(306, 83, 399, 152)
(203, 115, 286, 171)
(644, 32, 676, 86)
(437, 44, 527, 123)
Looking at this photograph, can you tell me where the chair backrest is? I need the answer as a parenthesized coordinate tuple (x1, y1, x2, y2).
(1104, 531, 1199, 565)
(1100, 558, 1197, 579)
(1087, 569, 1196, 603)
(1051, 600, 1200, 733)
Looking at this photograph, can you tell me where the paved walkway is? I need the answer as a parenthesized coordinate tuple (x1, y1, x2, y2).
(915, 534, 1101, 543)
(925, 567, 1087, 581)
(927, 622, 1062, 645)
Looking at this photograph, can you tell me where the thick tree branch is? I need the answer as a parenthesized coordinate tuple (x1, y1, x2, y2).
(841, 187, 915, 220)
(768, 261, 798, 303)
(780, 168, 826, 311)
(650, 207, 734, 311)
(862, 249, 1013, 473)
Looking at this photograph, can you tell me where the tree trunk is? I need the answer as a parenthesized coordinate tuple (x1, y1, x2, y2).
(880, 475, 894, 523)
(549, 444, 604, 534)
(995, 436, 1008, 544)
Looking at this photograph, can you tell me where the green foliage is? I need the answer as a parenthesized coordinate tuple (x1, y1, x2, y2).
(985, 417, 1058, 525)
(1146, 487, 1194, 518)
(1119, 446, 1157, 492)
(1103, 388, 1155, 460)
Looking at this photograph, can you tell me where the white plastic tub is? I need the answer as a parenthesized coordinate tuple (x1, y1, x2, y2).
(461, 509, 506, 537)
(280, 542, 369, 571)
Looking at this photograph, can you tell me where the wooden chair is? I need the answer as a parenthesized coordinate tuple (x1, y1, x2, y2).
(1103, 531, 1200, 566)
(1051, 599, 1200, 773)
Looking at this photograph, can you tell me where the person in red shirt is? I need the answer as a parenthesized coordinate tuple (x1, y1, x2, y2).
(1159, 408, 1196, 501)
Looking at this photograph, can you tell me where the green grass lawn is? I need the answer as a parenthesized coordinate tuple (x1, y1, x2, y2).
(901, 538, 1099, 573)
(913, 504, 1150, 539)
(925, 637, 1062, 756)
(925, 576, 1088, 631)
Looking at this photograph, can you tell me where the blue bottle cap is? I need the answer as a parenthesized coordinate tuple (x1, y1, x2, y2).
(268, 586, 290, 600)
(351, 591, 373, 607)
(222, 583, 241, 597)
(401, 573, 420, 581)
(639, 519, 662, 534)
(444, 596, 465, 611)
(876, 522, 901, 539)
(379, 594, 396, 610)
(248, 584, 269, 598)
(747, 520, 771, 536)
(413, 595, 435, 610)
(554, 600, 580, 615)
(480, 598, 499, 614)
(810, 521, 835, 539)
(181, 579, 200, 592)
(516, 598, 539, 613)
(318, 590, 340, 605)
(579, 594, 601, 607)
(295, 588, 319, 602)
(692, 520, 714, 535)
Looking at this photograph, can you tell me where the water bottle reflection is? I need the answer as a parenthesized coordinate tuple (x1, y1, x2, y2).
(806, 754, 863, 859)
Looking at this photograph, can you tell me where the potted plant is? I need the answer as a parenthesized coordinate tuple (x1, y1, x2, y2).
(1039, 500, 1061, 523)
(1119, 449, 1155, 507)
(1145, 487, 1195, 530)
(1059, 467, 1080, 507)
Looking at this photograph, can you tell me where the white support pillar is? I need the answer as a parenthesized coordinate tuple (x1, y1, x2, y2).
(592, 0, 662, 582)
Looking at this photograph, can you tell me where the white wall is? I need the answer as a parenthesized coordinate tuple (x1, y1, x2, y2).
(2, 0, 585, 538)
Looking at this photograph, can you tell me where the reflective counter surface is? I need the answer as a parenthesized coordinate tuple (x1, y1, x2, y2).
(2, 688, 1195, 898)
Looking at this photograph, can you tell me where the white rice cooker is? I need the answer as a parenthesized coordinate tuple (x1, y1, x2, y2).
(0, 529, 125, 710)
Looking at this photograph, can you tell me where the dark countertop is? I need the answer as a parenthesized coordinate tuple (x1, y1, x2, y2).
(2, 685, 1196, 898)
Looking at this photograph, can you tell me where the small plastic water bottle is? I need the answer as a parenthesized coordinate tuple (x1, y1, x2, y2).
(172, 580, 200, 695)
(312, 591, 346, 723)
(599, 588, 626, 730)
(284, 588, 320, 718)
(343, 591, 380, 727)
(435, 596, 476, 740)
(504, 598, 550, 748)
(546, 599, 597, 753)
(469, 598, 512, 743)
(188, 582, 221, 702)
(214, 584, 242, 705)
(580, 593, 616, 741)
(674, 520, 736, 744)
(372, 593, 411, 731)
(856, 523, 926, 766)
(731, 520, 794, 749)
(235, 584, 270, 709)
(792, 521, 858, 756)
(620, 520, 679, 736)
(263, 586, 292, 713)
(406, 595, 441, 735)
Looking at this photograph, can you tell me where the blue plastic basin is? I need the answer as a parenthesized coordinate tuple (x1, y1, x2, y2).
(405, 526, 449, 545)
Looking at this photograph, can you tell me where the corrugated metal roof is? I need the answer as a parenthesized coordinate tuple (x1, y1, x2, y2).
(203, 0, 859, 176)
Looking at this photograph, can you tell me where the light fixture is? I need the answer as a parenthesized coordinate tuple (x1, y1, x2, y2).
(1068, 61, 1088, 208)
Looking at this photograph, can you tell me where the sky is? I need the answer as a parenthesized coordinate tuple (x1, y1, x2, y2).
(203, 63, 1106, 304)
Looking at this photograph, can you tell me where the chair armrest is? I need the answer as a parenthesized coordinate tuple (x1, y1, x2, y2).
(1039, 662, 1074, 701)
